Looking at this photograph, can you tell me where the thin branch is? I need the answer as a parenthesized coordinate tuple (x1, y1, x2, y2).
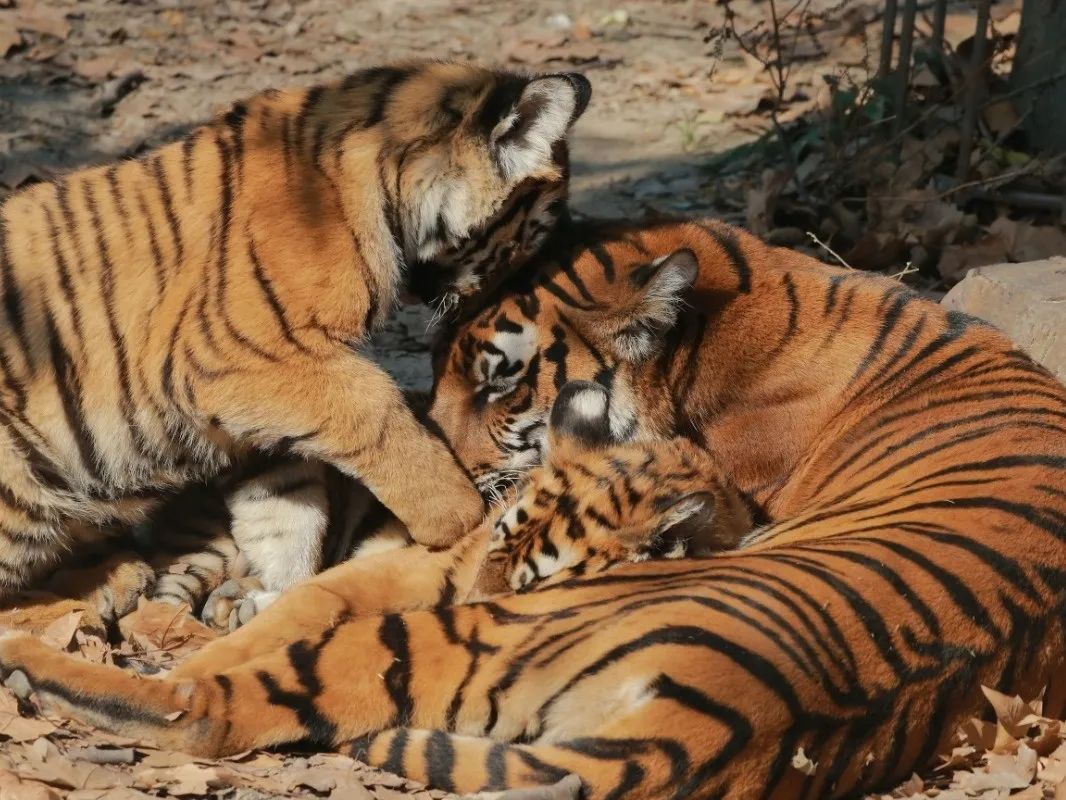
(806, 232, 854, 269)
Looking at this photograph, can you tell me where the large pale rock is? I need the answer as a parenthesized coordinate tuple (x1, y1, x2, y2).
(941, 257, 1066, 384)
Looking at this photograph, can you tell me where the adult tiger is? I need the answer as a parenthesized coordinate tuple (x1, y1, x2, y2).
(0, 61, 590, 599)
(3, 218, 1065, 800)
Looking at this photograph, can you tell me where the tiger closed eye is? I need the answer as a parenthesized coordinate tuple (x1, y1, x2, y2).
(482, 377, 520, 398)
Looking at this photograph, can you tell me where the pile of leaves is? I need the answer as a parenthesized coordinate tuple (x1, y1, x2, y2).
(866, 687, 1066, 800)
(1, 598, 1063, 800)
(698, 0, 1066, 290)
(0, 601, 463, 800)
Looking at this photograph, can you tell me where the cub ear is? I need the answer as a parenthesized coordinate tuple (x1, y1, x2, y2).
(646, 491, 718, 557)
(548, 380, 613, 450)
(492, 73, 592, 180)
(614, 248, 699, 362)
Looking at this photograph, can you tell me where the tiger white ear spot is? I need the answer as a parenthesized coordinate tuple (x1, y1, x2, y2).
(492, 74, 591, 181)
(549, 381, 613, 449)
(615, 248, 699, 362)
(570, 387, 608, 420)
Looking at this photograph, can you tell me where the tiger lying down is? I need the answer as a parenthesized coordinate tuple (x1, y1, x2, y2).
(3, 218, 1066, 800)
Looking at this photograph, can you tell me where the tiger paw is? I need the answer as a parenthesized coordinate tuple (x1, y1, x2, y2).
(46, 552, 156, 625)
(471, 775, 583, 800)
(405, 480, 486, 549)
(201, 578, 278, 633)
(0, 631, 46, 694)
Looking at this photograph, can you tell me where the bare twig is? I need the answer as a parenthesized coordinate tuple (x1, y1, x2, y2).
(806, 231, 854, 269)
(889, 263, 918, 281)
(982, 67, 1066, 109)
(75, 747, 138, 766)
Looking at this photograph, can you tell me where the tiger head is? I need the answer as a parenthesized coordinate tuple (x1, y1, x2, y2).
(288, 61, 590, 304)
(483, 381, 751, 592)
(429, 240, 700, 503)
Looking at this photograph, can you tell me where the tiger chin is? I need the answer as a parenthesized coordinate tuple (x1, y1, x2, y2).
(0, 61, 590, 602)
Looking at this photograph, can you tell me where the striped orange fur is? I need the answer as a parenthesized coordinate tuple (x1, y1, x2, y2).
(2, 218, 1064, 799)
(0, 61, 590, 601)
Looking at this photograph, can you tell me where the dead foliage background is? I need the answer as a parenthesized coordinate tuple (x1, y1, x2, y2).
(1, 0, 1065, 797)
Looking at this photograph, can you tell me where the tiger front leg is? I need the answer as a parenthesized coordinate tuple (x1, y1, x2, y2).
(200, 350, 485, 550)
(0, 612, 420, 758)
(0, 631, 227, 754)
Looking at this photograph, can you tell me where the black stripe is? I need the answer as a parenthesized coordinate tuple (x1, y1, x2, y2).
(695, 221, 751, 292)
(379, 614, 413, 724)
(84, 179, 148, 457)
(0, 215, 32, 359)
(381, 728, 409, 775)
(42, 204, 88, 352)
(587, 243, 616, 282)
(850, 290, 911, 384)
(212, 136, 278, 362)
(150, 155, 184, 265)
(55, 179, 88, 275)
(246, 230, 313, 354)
(424, 731, 456, 792)
(134, 190, 167, 291)
(181, 131, 198, 199)
(294, 86, 326, 153)
(42, 303, 101, 481)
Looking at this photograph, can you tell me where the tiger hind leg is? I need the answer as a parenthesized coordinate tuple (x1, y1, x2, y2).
(0, 549, 155, 637)
(141, 482, 240, 615)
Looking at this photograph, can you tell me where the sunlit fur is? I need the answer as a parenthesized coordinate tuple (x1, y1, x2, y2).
(490, 385, 751, 591)
(2, 218, 1065, 800)
(0, 60, 590, 599)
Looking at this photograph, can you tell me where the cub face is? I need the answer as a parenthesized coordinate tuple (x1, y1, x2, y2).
(486, 381, 752, 592)
(429, 246, 700, 503)
(376, 62, 591, 290)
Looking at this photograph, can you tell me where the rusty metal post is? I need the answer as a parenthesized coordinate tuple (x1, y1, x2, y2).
(892, 0, 919, 134)
(878, 0, 899, 77)
(956, 0, 991, 179)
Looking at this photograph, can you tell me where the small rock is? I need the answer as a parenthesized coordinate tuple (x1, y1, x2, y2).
(941, 257, 1066, 383)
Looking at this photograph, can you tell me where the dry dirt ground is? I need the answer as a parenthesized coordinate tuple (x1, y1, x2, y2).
(2, 2, 1065, 799)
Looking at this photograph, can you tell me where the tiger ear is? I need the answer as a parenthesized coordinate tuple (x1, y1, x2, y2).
(649, 491, 718, 556)
(491, 73, 592, 181)
(613, 248, 699, 362)
(547, 380, 614, 451)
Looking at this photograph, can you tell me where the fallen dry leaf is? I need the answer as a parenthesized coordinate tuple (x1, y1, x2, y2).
(10, 5, 70, 40)
(40, 611, 83, 651)
(988, 217, 1066, 265)
(134, 764, 229, 796)
(0, 767, 61, 800)
(117, 598, 216, 661)
(0, 688, 57, 743)
(0, 15, 20, 56)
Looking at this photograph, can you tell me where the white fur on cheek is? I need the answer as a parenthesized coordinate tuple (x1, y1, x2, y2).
(495, 325, 536, 365)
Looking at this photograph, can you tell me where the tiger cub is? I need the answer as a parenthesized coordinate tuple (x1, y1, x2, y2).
(0, 61, 590, 600)
(484, 380, 752, 592)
